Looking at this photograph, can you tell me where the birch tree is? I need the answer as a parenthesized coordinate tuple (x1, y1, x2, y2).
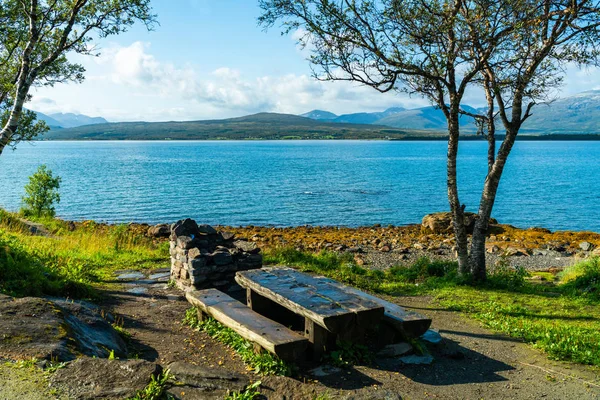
(259, 0, 600, 281)
(0, 0, 156, 155)
(464, 1, 600, 280)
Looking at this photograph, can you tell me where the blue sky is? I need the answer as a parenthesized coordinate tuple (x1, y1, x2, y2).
(29, 0, 600, 122)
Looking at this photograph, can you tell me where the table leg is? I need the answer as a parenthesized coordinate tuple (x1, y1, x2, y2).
(246, 289, 271, 314)
(305, 319, 328, 361)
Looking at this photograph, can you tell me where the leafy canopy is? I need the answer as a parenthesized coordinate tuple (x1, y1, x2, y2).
(0, 0, 156, 149)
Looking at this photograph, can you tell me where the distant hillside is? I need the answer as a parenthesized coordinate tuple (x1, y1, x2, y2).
(45, 112, 444, 140)
(520, 91, 600, 134)
(300, 110, 337, 120)
(49, 113, 108, 128)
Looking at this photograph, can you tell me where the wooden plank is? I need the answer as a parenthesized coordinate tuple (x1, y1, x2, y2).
(235, 268, 384, 333)
(317, 277, 432, 338)
(186, 289, 308, 361)
(304, 319, 329, 361)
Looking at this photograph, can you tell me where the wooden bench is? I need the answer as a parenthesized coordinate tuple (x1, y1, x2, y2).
(185, 288, 308, 362)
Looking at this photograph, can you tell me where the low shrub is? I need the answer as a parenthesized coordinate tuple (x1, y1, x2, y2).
(559, 258, 600, 300)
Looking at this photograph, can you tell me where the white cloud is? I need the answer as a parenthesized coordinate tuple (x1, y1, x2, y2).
(34, 41, 600, 122)
(30, 41, 430, 121)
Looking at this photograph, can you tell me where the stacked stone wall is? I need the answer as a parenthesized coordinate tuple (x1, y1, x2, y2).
(170, 219, 262, 291)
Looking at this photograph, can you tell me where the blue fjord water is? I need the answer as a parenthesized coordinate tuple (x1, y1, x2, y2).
(0, 140, 598, 232)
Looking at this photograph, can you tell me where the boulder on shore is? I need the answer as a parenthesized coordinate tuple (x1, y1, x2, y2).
(0, 296, 126, 362)
(147, 223, 171, 238)
(421, 212, 497, 234)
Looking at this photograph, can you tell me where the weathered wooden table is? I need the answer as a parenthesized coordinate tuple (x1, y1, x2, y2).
(235, 267, 385, 359)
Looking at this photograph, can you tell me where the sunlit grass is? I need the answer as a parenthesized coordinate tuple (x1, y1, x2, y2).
(0, 209, 169, 298)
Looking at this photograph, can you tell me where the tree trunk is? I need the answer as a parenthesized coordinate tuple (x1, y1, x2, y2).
(0, 76, 32, 156)
(446, 111, 469, 275)
(469, 128, 518, 280)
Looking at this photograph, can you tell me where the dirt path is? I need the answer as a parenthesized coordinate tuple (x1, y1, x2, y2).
(98, 272, 600, 400)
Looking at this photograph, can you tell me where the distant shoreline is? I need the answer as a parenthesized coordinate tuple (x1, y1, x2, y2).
(38, 134, 600, 141)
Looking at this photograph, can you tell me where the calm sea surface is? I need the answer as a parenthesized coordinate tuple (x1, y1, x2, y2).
(0, 140, 598, 231)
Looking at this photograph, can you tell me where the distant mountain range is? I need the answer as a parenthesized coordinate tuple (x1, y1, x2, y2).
(35, 90, 600, 140)
(301, 105, 477, 129)
(34, 111, 108, 129)
(301, 90, 600, 133)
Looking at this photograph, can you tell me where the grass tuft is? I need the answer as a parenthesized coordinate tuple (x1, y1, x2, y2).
(224, 381, 262, 400)
(128, 370, 174, 400)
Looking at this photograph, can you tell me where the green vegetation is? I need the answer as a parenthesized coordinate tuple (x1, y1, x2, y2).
(224, 381, 262, 400)
(128, 370, 173, 400)
(264, 247, 600, 367)
(559, 258, 600, 300)
(21, 165, 62, 218)
(324, 340, 372, 368)
(183, 308, 293, 376)
(0, 209, 168, 298)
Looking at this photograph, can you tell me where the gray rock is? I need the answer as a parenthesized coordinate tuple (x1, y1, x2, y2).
(167, 361, 248, 392)
(177, 236, 198, 250)
(149, 271, 171, 281)
(0, 297, 127, 362)
(147, 223, 170, 238)
(221, 231, 235, 241)
(171, 219, 201, 239)
(400, 354, 434, 365)
(116, 272, 145, 281)
(198, 224, 218, 235)
(309, 365, 343, 377)
(51, 358, 161, 400)
(579, 241, 593, 251)
(233, 240, 260, 254)
(421, 329, 443, 344)
(377, 342, 413, 358)
(212, 251, 233, 266)
(126, 287, 148, 295)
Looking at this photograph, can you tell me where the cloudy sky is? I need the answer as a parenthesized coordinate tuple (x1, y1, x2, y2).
(29, 0, 600, 122)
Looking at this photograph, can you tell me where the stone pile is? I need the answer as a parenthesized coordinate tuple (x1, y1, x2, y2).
(170, 219, 262, 292)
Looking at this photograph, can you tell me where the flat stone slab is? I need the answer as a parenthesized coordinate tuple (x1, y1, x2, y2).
(126, 287, 148, 295)
(149, 272, 171, 281)
(400, 354, 434, 365)
(421, 329, 443, 344)
(116, 272, 145, 280)
(51, 358, 161, 400)
(167, 361, 248, 391)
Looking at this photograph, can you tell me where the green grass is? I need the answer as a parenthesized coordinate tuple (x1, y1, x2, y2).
(224, 381, 262, 400)
(264, 246, 600, 367)
(0, 209, 169, 298)
(264, 247, 456, 295)
(128, 370, 174, 400)
(324, 340, 373, 368)
(182, 308, 294, 376)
